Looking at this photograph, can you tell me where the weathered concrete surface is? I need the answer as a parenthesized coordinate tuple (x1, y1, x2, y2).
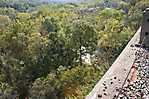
(117, 46, 149, 98)
(86, 28, 141, 99)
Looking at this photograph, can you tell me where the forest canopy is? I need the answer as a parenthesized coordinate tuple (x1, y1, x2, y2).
(0, 0, 146, 98)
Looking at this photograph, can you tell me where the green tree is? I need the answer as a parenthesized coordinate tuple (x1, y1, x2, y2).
(0, 12, 49, 99)
(66, 19, 98, 65)
(0, 15, 11, 32)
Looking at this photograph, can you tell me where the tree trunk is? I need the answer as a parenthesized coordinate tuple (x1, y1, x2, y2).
(79, 37, 82, 66)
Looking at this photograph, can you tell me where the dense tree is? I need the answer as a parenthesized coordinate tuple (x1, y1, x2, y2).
(65, 19, 98, 65)
(0, 12, 49, 98)
(0, 15, 11, 32)
(30, 65, 101, 99)
(0, 8, 16, 18)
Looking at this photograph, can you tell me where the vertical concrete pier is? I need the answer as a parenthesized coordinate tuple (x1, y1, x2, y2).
(140, 8, 149, 47)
